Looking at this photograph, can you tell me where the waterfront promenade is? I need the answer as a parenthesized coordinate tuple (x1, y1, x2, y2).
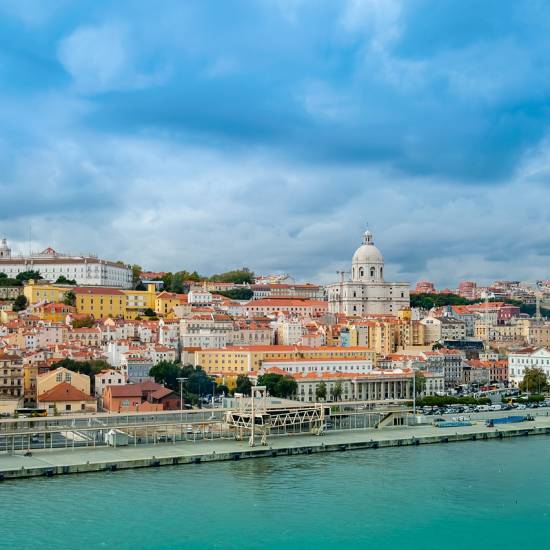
(3, 414, 550, 480)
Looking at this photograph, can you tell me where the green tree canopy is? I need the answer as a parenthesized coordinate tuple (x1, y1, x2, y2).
(315, 381, 327, 401)
(16, 270, 43, 282)
(330, 381, 343, 401)
(520, 367, 549, 394)
(235, 374, 252, 396)
(209, 268, 254, 284)
(72, 316, 95, 328)
(55, 275, 76, 285)
(257, 373, 297, 398)
(150, 361, 183, 391)
(13, 294, 28, 311)
(410, 293, 473, 310)
(216, 288, 253, 300)
(63, 291, 76, 307)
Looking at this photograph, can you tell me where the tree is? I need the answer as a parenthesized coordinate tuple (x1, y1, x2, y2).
(410, 292, 473, 310)
(0, 272, 6, 279)
(315, 381, 327, 401)
(16, 270, 42, 282)
(330, 381, 343, 401)
(131, 264, 142, 288)
(414, 371, 426, 396)
(520, 367, 549, 394)
(72, 316, 95, 328)
(13, 295, 28, 311)
(216, 288, 254, 300)
(235, 375, 252, 396)
(150, 361, 183, 391)
(63, 291, 76, 307)
(55, 275, 76, 285)
(209, 268, 254, 284)
(257, 373, 297, 398)
(143, 308, 156, 317)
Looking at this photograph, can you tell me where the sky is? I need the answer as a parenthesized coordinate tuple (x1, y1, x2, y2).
(2, 0, 550, 287)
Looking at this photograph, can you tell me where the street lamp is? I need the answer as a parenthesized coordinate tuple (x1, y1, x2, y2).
(176, 377, 188, 411)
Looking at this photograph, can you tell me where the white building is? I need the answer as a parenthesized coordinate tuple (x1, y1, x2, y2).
(188, 290, 213, 305)
(261, 358, 374, 376)
(95, 369, 125, 398)
(327, 229, 409, 315)
(0, 240, 132, 288)
(508, 348, 550, 387)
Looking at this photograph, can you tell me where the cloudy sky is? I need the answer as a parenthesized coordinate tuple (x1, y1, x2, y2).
(2, 0, 550, 287)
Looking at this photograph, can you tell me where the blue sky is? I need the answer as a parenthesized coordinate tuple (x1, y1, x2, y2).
(2, 0, 550, 286)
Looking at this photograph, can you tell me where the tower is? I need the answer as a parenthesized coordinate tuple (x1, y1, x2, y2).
(0, 238, 11, 259)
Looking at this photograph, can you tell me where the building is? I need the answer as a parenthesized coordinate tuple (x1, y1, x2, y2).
(327, 229, 409, 315)
(94, 369, 125, 398)
(261, 358, 374, 376)
(0, 241, 131, 288)
(38, 382, 97, 414)
(244, 298, 327, 317)
(102, 381, 179, 413)
(37, 367, 91, 397)
(0, 352, 23, 403)
(508, 347, 550, 387)
(194, 345, 378, 376)
(415, 281, 436, 293)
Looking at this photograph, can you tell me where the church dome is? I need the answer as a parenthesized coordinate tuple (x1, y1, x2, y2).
(351, 229, 384, 282)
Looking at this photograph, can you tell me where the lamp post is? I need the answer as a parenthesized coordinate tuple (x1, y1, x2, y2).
(176, 377, 188, 411)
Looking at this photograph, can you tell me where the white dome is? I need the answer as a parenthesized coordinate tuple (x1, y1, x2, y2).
(351, 229, 384, 282)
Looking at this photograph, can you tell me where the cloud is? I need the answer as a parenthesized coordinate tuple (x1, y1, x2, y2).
(2, 0, 550, 288)
(58, 23, 167, 93)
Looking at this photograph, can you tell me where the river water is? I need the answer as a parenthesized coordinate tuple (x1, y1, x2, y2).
(2, 437, 550, 549)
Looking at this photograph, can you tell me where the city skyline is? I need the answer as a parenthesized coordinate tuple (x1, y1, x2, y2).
(2, 1, 550, 286)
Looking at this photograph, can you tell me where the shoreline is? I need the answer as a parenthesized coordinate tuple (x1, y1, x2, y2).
(2, 416, 550, 481)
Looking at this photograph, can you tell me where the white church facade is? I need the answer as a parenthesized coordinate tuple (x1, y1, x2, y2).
(327, 229, 410, 315)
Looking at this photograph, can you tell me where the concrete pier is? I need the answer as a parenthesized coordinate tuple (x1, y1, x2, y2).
(2, 416, 550, 480)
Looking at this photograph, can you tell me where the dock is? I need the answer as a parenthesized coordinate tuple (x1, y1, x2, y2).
(2, 415, 550, 480)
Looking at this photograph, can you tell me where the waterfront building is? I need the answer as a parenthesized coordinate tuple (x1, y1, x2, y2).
(327, 228, 409, 316)
(94, 369, 125, 398)
(37, 382, 97, 414)
(0, 352, 23, 413)
(260, 358, 374, 376)
(508, 347, 550, 387)
(0, 241, 132, 288)
(37, 367, 91, 396)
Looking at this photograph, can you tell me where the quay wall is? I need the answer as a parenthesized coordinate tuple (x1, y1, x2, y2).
(2, 420, 550, 481)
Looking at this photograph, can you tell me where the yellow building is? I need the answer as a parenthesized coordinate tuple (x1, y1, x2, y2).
(24, 281, 70, 304)
(26, 281, 158, 320)
(37, 367, 91, 396)
(155, 291, 182, 317)
(36, 302, 75, 322)
(194, 345, 377, 376)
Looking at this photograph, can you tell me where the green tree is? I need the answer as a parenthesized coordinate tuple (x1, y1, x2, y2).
(72, 316, 95, 328)
(209, 268, 254, 284)
(315, 381, 327, 401)
(149, 361, 183, 391)
(55, 275, 76, 285)
(257, 373, 282, 396)
(63, 291, 76, 307)
(0, 272, 6, 279)
(216, 288, 254, 300)
(257, 373, 297, 398)
(13, 295, 28, 311)
(143, 308, 156, 317)
(235, 374, 252, 396)
(414, 371, 426, 396)
(410, 292, 473, 310)
(274, 376, 297, 398)
(330, 381, 343, 401)
(520, 367, 549, 394)
(16, 270, 42, 282)
(131, 264, 142, 288)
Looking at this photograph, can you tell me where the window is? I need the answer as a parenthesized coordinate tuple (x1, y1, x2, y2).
(65, 404, 71, 411)
(56, 372, 63, 382)
(370, 267, 375, 277)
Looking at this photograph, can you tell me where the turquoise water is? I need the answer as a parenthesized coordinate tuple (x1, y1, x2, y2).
(2, 437, 550, 549)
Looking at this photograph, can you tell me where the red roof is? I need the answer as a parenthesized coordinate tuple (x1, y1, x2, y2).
(38, 382, 95, 402)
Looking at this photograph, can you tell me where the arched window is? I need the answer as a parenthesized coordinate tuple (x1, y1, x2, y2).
(370, 267, 375, 277)
(359, 268, 364, 277)
(380, 267, 383, 278)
